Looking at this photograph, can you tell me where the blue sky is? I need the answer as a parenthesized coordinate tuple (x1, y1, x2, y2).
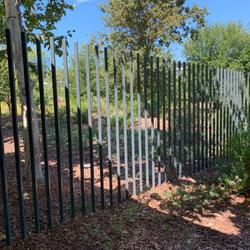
(55, 0, 250, 60)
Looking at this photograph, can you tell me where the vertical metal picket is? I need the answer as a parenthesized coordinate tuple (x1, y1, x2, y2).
(63, 38, 75, 218)
(215, 68, 220, 158)
(6, 29, 26, 238)
(85, 45, 95, 212)
(167, 61, 172, 177)
(0, 97, 11, 245)
(104, 47, 113, 206)
(226, 69, 230, 161)
(173, 61, 177, 169)
(223, 68, 227, 159)
(208, 68, 212, 167)
(178, 61, 182, 177)
(136, 53, 143, 192)
(212, 68, 216, 166)
(187, 63, 191, 174)
(21, 32, 40, 233)
(130, 51, 136, 195)
(74, 42, 85, 214)
(205, 65, 209, 168)
(219, 68, 223, 159)
(162, 59, 167, 181)
(197, 64, 201, 171)
(244, 73, 248, 125)
(232, 70, 236, 135)
(156, 57, 161, 185)
(113, 50, 121, 202)
(122, 49, 129, 198)
(228, 70, 233, 158)
(36, 36, 52, 227)
(201, 65, 205, 169)
(95, 45, 105, 208)
(50, 37, 64, 223)
(248, 73, 250, 125)
(150, 56, 155, 187)
(183, 62, 187, 174)
(144, 55, 149, 187)
(192, 64, 196, 173)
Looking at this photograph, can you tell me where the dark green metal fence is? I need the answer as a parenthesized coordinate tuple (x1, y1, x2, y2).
(1, 29, 250, 245)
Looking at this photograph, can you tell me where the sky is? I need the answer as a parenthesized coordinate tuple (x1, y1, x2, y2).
(55, 0, 250, 60)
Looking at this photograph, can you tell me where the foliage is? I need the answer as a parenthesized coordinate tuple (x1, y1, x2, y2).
(184, 22, 250, 71)
(0, 0, 74, 54)
(0, 0, 75, 116)
(223, 127, 250, 193)
(0, 54, 10, 106)
(163, 180, 232, 212)
(100, 0, 207, 55)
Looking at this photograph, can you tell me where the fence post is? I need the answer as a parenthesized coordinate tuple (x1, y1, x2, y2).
(167, 60, 172, 179)
(201, 64, 205, 169)
(183, 62, 187, 175)
(137, 53, 143, 192)
(113, 49, 121, 202)
(21, 32, 40, 233)
(6, 29, 26, 238)
(150, 56, 155, 187)
(104, 47, 113, 206)
(205, 65, 209, 168)
(248, 73, 250, 125)
(187, 63, 191, 174)
(36, 36, 52, 227)
(0, 90, 11, 245)
(143, 55, 149, 187)
(63, 38, 75, 218)
(212, 67, 216, 166)
(192, 64, 196, 173)
(173, 61, 177, 171)
(95, 45, 105, 208)
(156, 57, 161, 185)
(197, 64, 201, 171)
(50, 37, 64, 223)
(74, 42, 86, 214)
(122, 49, 129, 198)
(208, 67, 212, 167)
(162, 59, 167, 181)
(85, 45, 95, 212)
(130, 51, 136, 195)
(178, 61, 182, 177)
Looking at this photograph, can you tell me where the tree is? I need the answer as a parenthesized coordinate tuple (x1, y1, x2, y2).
(2, 0, 74, 180)
(100, 0, 207, 55)
(184, 22, 250, 71)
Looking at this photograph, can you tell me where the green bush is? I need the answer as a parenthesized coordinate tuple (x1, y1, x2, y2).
(225, 127, 250, 194)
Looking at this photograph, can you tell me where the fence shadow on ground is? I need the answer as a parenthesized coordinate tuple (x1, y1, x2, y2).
(1, 179, 249, 249)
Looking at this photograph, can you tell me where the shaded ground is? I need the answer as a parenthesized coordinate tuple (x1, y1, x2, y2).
(2, 180, 250, 250)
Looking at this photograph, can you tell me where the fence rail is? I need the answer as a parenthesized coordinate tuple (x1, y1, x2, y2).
(0, 29, 250, 245)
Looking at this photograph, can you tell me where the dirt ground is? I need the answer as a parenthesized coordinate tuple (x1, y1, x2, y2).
(1, 181, 249, 250)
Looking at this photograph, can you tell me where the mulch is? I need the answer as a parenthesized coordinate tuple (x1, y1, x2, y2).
(1, 188, 249, 250)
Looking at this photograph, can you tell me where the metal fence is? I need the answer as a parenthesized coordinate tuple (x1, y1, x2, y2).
(1, 29, 250, 245)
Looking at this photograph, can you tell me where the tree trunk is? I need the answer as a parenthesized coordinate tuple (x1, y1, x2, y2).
(4, 0, 43, 180)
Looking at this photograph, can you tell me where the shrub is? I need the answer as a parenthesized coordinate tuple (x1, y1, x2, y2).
(225, 127, 250, 194)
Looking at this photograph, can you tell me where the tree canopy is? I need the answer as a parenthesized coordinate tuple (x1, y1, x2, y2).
(1, 0, 74, 53)
(100, 0, 207, 55)
(184, 22, 250, 71)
